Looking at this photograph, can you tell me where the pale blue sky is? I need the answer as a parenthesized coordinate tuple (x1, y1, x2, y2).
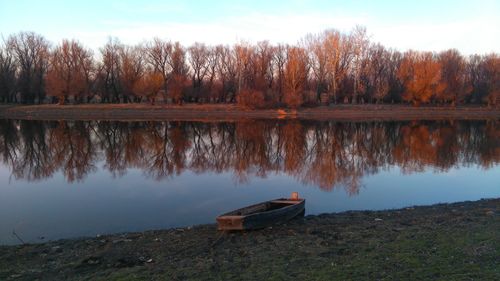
(1, 0, 499, 54)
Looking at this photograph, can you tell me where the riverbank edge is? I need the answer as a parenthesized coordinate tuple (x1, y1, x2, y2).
(1, 104, 500, 121)
(1, 198, 498, 280)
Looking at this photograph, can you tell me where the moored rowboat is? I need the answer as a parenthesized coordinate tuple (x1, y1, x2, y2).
(216, 192, 305, 230)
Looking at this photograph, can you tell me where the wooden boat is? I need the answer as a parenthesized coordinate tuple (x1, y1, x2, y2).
(216, 192, 305, 230)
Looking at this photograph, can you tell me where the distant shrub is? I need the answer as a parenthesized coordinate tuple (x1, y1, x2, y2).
(237, 89, 265, 109)
(302, 90, 319, 107)
(283, 90, 304, 109)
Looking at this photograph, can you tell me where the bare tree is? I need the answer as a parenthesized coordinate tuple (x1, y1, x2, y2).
(205, 46, 220, 102)
(145, 38, 173, 99)
(273, 44, 287, 103)
(363, 44, 390, 103)
(97, 38, 123, 103)
(254, 41, 275, 92)
(7, 32, 50, 104)
(215, 45, 237, 102)
(0, 43, 17, 103)
(188, 42, 210, 101)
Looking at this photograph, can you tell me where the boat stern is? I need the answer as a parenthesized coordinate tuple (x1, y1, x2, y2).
(216, 215, 245, 230)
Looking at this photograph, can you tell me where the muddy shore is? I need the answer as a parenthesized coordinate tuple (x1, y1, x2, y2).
(1, 198, 498, 280)
(1, 104, 500, 121)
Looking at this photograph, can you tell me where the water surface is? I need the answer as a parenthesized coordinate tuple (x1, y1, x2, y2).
(0, 119, 499, 245)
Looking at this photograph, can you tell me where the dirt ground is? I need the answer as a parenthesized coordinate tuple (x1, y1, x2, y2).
(1, 104, 500, 121)
(1, 198, 498, 281)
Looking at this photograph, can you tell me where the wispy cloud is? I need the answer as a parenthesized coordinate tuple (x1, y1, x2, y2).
(370, 16, 499, 55)
(6, 0, 491, 56)
(70, 10, 499, 56)
(75, 12, 368, 49)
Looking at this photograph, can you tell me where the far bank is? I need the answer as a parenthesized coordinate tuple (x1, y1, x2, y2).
(1, 104, 500, 121)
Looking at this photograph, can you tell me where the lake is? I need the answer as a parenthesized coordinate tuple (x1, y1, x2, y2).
(0, 119, 499, 245)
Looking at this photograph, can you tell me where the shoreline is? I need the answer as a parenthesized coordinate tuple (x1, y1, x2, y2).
(1, 104, 500, 121)
(1, 198, 498, 280)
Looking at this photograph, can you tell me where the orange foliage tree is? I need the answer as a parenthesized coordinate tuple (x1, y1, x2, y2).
(398, 51, 445, 106)
(236, 89, 265, 109)
(482, 54, 500, 107)
(134, 71, 163, 105)
(3, 28, 500, 107)
(46, 40, 93, 104)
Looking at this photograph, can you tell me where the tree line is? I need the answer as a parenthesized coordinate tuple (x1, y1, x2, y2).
(1, 119, 499, 192)
(0, 28, 499, 107)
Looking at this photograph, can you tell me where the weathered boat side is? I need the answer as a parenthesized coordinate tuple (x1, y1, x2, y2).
(242, 200, 305, 229)
(216, 198, 305, 230)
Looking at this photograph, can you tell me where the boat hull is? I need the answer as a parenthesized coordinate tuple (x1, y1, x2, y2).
(216, 199, 305, 230)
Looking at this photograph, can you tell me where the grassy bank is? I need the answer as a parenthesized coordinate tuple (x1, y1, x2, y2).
(1, 104, 500, 121)
(1, 198, 498, 280)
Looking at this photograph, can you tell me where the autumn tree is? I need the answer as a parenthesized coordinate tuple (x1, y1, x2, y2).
(134, 70, 163, 105)
(234, 42, 253, 97)
(235, 41, 275, 107)
(145, 40, 188, 104)
(119, 45, 144, 102)
(305, 29, 346, 104)
(283, 46, 309, 108)
(45, 40, 94, 104)
(324, 30, 344, 103)
(398, 51, 444, 106)
(481, 54, 500, 106)
(7, 32, 50, 104)
(305, 32, 328, 101)
(350, 26, 369, 103)
(438, 49, 470, 106)
(167, 42, 189, 104)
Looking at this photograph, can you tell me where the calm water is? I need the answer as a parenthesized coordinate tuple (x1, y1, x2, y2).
(0, 119, 499, 245)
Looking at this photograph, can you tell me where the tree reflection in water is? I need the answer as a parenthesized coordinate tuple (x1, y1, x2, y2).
(0, 119, 499, 194)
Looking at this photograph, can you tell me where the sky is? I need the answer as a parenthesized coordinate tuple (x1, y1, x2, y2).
(1, 0, 499, 55)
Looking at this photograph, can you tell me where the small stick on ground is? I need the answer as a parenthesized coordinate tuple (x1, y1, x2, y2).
(211, 231, 228, 248)
(12, 229, 26, 245)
